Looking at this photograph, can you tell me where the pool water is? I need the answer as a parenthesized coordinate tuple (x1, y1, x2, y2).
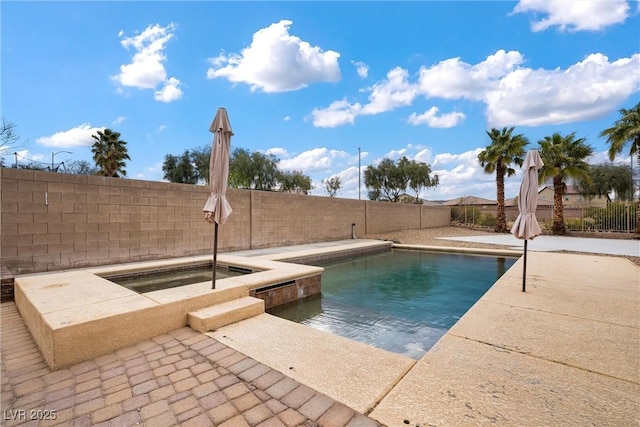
(108, 266, 245, 293)
(268, 250, 515, 359)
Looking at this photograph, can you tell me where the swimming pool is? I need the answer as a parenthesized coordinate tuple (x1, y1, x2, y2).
(268, 249, 516, 359)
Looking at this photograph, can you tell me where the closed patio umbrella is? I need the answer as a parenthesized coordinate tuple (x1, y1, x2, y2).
(511, 150, 544, 292)
(203, 107, 233, 289)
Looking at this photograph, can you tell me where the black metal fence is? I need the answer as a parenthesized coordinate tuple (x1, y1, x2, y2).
(452, 201, 637, 234)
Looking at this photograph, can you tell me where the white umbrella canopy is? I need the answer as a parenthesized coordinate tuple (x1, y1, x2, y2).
(511, 149, 544, 292)
(202, 107, 233, 289)
(203, 108, 233, 225)
(511, 150, 544, 240)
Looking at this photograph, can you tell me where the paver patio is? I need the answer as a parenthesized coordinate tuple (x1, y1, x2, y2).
(1, 302, 379, 427)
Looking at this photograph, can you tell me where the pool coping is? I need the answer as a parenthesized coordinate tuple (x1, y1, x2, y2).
(13, 240, 391, 370)
(394, 243, 522, 257)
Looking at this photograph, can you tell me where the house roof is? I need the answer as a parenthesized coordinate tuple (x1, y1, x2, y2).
(442, 196, 496, 206)
(538, 185, 583, 195)
(420, 200, 446, 206)
(443, 195, 553, 207)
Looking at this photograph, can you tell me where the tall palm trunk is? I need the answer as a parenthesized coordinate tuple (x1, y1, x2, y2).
(552, 175, 566, 235)
(635, 152, 640, 236)
(495, 165, 507, 232)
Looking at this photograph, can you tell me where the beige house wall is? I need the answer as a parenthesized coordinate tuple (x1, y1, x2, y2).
(1, 168, 450, 274)
(538, 187, 608, 208)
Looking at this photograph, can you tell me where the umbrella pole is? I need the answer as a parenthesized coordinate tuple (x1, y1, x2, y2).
(212, 223, 218, 289)
(522, 240, 527, 292)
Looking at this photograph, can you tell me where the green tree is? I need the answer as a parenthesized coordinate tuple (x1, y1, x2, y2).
(600, 101, 640, 234)
(162, 150, 199, 184)
(251, 151, 279, 190)
(577, 164, 634, 202)
(364, 156, 439, 202)
(190, 145, 211, 184)
(365, 158, 408, 202)
(228, 148, 280, 190)
(324, 176, 341, 197)
(228, 148, 253, 188)
(478, 127, 528, 232)
(538, 132, 593, 235)
(406, 160, 439, 201)
(91, 128, 130, 177)
(278, 170, 312, 194)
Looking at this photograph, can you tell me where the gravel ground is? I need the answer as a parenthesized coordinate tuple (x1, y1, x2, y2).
(363, 226, 640, 266)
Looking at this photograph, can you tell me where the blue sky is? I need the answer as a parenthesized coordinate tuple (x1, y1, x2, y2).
(3, 1, 639, 201)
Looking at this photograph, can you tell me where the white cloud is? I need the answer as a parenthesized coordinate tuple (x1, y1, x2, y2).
(485, 53, 640, 127)
(361, 145, 514, 201)
(112, 23, 183, 102)
(361, 67, 418, 115)
(135, 162, 164, 181)
(311, 67, 417, 127)
(311, 49, 639, 129)
(265, 147, 289, 157)
(11, 150, 45, 166)
(36, 123, 105, 148)
(301, 144, 534, 201)
(307, 144, 637, 202)
(113, 116, 126, 125)
(430, 148, 521, 200)
(378, 148, 407, 163)
(589, 149, 633, 165)
(351, 60, 369, 78)
(207, 20, 340, 93)
(408, 106, 466, 128)
(512, 0, 630, 32)
(315, 166, 362, 198)
(284, 116, 291, 121)
(418, 50, 524, 100)
(156, 125, 167, 132)
(310, 98, 362, 127)
(371, 144, 433, 165)
(278, 147, 352, 171)
(414, 148, 434, 164)
(154, 77, 183, 102)
(433, 148, 483, 168)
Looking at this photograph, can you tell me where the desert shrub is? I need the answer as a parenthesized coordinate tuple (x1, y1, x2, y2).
(478, 214, 497, 228)
(450, 206, 483, 225)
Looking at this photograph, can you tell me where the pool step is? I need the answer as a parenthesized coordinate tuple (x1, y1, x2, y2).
(188, 296, 265, 333)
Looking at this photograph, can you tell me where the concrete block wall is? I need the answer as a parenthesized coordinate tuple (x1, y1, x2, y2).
(1, 168, 450, 274)
(420, 204, 453, 228)
(250, 190, 366, 248)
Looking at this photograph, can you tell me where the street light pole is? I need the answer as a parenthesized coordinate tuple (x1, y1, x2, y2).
(358, 147, 361, 200)
(52, 151, 73, 172)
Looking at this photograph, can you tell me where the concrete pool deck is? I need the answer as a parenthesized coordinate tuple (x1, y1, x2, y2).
(2, 238, 639, 426)
(439, 233, 640, 257)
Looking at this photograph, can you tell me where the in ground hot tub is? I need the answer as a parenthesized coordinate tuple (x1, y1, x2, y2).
(14, 254, 323, 369)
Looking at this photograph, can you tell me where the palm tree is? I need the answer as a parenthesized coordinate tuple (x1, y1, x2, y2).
(538, 132, 593, 235)
(91, 129, 131, 177)
(600, 102, 640, 235)
(478, 127, 528, 232)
